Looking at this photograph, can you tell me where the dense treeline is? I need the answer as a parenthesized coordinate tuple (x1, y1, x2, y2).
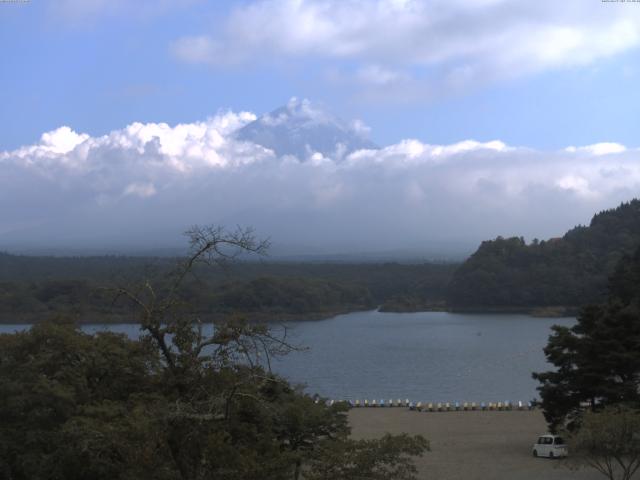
(0, 277, 374, 323)
(211, 277, 374, 315)
(447, 200, 640, 311)
(0, 253, 456, 323)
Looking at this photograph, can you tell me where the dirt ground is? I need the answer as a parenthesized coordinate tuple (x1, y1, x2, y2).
(348, 408, 603, 480)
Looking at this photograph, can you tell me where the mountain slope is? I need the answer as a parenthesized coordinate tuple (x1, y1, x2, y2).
(235, 98, 377, 159)
(447, 199, 640, 311)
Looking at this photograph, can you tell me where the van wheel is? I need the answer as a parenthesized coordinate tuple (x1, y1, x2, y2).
(549, 452, 554, 459)
(533, 450, 538, 457)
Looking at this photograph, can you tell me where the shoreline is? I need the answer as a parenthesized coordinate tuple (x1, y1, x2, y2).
(0, 304, 578, 325)
(381, 304, 579, 318)
(0, 307, 373, 325)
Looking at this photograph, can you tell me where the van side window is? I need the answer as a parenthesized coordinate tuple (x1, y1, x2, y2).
(545, 437, 553, 445)
(554, 437, 564, 445)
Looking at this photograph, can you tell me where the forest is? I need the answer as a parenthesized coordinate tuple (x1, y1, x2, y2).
(0, 252, 455, 323)
(447, 200, 640, 313)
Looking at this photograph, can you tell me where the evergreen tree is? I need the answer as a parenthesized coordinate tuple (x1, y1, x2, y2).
(533, 245, 640, 431)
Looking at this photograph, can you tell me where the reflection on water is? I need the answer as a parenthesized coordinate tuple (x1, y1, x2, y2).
(0, 310, 573, 402)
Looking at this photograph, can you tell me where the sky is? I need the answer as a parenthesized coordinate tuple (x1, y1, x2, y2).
(1, 0, 640, 256)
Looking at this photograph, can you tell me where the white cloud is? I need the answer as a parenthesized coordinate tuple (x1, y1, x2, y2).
(356, 65, 408, 86)
(170, 0, 640, 95)
(2, 110, 640, 251)
(40, 126, 90, 155)
(349, 119, 372, 138)
(555, 175, 593, 197)
(123, 182, 157, 198)
(565, 142, 627, 156)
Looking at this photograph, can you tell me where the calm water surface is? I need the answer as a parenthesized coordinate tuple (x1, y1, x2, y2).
(0, 310, 573, 403)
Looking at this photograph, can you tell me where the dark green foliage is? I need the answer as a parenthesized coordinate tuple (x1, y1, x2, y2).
(533, 244, 640, 432)
(206, 276, 374, 315)
(0, 255, 456, 323)
(0, 227, 429, 479)
(0, 321, 427, 480)
(0, 322, 166, 479)
(448, 200, 640, 309)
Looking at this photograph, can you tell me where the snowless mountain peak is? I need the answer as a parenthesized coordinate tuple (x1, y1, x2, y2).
(235, 98, 378, 159)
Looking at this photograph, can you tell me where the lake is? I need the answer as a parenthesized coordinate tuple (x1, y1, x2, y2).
(0, 310, 573, 403)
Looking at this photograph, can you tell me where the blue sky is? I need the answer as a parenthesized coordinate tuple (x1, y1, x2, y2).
(2, 0, 640, 253)
(2, 0, 640, 150)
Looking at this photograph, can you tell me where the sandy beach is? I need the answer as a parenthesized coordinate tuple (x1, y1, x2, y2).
(349, 408, 602, 480)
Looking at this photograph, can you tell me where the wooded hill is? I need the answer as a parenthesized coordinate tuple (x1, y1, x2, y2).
(447, 199, 640, 312)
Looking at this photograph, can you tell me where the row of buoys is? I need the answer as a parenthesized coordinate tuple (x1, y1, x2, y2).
(408, 400, 535, 411)
(354, 399, 412, 408)
(320, 399, 535, 411)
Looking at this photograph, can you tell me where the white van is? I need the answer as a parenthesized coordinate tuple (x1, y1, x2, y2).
(532, 434, 568, 458)
(533, 434, 569, 458)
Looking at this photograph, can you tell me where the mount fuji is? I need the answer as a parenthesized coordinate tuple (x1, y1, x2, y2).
(235, 98, 378, 159)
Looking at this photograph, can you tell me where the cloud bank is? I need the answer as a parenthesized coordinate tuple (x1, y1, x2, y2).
(2, 110, 640, 254)
(171, 0, 640, 97)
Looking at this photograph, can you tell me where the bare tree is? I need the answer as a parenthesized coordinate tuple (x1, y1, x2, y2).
(567, 405, 640, 480)
(113, 225, 296, 387)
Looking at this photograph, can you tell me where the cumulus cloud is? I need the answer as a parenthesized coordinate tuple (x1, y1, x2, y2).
(2, 110, 640, 253)
(170, 0, 640, 95)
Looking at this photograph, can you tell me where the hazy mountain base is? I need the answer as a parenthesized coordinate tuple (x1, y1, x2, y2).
(4, 200, 640, 323)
